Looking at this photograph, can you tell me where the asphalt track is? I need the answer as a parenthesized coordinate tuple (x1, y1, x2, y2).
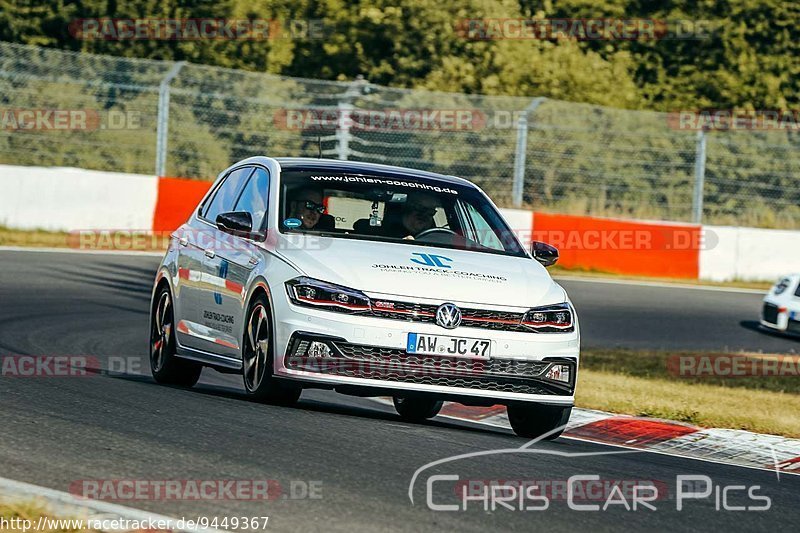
(1, 249, 799, 532)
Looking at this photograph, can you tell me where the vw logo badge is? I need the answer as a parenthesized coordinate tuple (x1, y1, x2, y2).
(436, 303, 462, 329)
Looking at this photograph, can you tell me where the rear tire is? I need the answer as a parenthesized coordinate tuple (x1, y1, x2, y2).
(393, 396, 443, 422)
(242, 294, 301, 406)
(150, 284, 202, 387)
(507, 404, 572, 440)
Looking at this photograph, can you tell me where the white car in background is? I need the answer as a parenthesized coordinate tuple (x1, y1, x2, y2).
(761, 274, 800, 335)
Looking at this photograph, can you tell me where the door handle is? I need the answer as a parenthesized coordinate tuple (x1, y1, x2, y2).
(179, 237, 188, 247)
(204, 249, 216, 259)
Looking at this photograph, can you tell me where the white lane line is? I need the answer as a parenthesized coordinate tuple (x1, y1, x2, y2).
(555, 275, 767, 294)
(0, 246, 164, 257)
(0, 476, 224, 532)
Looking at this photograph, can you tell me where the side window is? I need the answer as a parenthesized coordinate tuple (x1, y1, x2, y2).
(233, 168, 269, 230)
(202, 167, 253, 222)
(461, 201, 505, 252)
(794, 279, 800, 297)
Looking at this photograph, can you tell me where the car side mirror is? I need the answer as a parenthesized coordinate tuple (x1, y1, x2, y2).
(216, 211, 254, 237)
(531, 241, 558, 267)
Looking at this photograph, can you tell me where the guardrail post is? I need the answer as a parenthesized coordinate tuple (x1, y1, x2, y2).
(512, 97, 546, 208)
(692, 128, 707, 224)
(155, 61, 186, 177)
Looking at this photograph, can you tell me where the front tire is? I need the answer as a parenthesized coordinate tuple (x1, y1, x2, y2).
(393, 396, 443, 422)
(242, 294, 301, 406)
(507, 404, 572, 440)
(150, 285, 202, 387)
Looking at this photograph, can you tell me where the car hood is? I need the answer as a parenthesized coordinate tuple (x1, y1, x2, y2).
(272, 236, 565, 308)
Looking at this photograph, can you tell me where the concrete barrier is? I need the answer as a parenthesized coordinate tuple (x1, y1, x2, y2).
(700, 225, 800, 282)
(0, 165, 157, 231)
(1, 164, 797, 282)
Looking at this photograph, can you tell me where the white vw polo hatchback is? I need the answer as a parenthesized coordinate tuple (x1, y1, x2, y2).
(150, 157, 580, 438)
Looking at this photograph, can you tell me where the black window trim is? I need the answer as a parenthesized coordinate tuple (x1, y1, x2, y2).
(232, 166, 271, 234)
(197, 165, 257, 224)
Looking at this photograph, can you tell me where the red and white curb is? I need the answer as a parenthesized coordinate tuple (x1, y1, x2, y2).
(0, 476, 223, 533)
(374, 399, 800, 476)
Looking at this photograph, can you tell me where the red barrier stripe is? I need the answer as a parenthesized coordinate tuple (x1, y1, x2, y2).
(152, 177, 213, 232)
(531, 212, 701, 279)
(566, 417, 699, 446)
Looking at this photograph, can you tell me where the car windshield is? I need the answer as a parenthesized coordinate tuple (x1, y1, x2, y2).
(279, 170, 526, 257)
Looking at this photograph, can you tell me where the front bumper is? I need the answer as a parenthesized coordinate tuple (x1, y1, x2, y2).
(760, 301, 800, 335)
(272, 299, 579, 405)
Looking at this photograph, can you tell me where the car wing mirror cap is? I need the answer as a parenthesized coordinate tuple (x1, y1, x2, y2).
(532, 241, 558, 267)
(216, 211, 258, 238)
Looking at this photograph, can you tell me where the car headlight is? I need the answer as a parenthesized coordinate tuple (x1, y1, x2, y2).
(521, 302, 574, 332)
(285, 277, 371, 313)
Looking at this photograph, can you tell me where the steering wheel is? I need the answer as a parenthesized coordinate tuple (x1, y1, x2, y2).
(414, 227, 457, 240)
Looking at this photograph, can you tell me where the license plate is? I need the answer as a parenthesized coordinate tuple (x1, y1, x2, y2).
(406, 333, 491, 358)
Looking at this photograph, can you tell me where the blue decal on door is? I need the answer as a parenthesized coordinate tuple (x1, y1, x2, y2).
(214, 260, 228, 305)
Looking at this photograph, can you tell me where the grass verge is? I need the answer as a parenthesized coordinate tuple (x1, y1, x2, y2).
(577, 348, 800, 437)
(0, 226, 72, 248)
(0, 500, 95, 532)
(0, 226, 169, 251)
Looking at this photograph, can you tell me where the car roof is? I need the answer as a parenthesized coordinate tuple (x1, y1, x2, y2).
(272, 157, 475, 188)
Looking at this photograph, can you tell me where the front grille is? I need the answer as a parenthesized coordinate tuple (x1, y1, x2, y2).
(284, 339, 573, 396)
(370, 299, 531, 332)
(788, 320, 800, 335)
(333, 343, 549, 378)
(763, 302, 779, 324)
(300, 364, 558, 395)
